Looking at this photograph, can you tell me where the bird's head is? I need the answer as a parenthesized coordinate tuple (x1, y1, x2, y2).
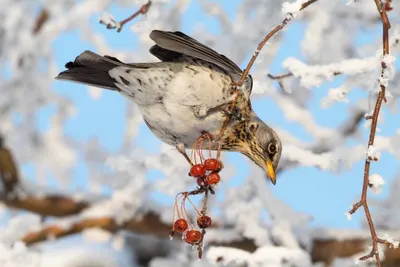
(235, 116, 282, 184)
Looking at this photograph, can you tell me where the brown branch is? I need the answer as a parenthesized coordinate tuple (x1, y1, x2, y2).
(100, 1, 152, 32)
(19, 209, 400, 266)
(267, 73, 294, 80)
(267, 71, 342, 81)
(217, 0, 321, 153)
(22, 217, 118, 245)
(0, 137, 20, 197)
(267, 70, 342, 93)
(347, 1, 395, 266)
(33, 9, 50, 34)
(300, 0, 319, 10)
(384, 0, 393, 12)
(21, 212, 170, 246)
(17, 8, 51, 68)
(0, 135, 89, 217)
(4, 195, 88, 217)
(234, 0, 320, 87)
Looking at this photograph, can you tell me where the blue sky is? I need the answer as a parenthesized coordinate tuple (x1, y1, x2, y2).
(28, 1, 399, 230)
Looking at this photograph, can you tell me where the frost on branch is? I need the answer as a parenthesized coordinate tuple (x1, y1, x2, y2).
(282, 57, 377, 88)
(379, 234, 399, 249)
(368, 174, 385, 194)
(379, 55, 396, 87)
(281, 1, 305, 19)
(366, 145, 380, 161)
(99, 12, 121, 31)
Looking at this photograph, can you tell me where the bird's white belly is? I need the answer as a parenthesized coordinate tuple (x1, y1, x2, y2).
(134, 63, 232, 147)
(139, 102, 224, 147)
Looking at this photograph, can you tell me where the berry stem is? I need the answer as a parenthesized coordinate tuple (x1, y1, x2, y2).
(185, 195, 202, 217)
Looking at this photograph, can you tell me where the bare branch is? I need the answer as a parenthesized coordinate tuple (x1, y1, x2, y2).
(347, 1, 396, 266)
(99, 1, 152, 32)
(21, 212, 170, 246)
(0, 137, 20, 198)
(4, 195, 88, 217)
(217, 0, 321, 153)
(235, 0, 320, 87)
(33, 9, 50, 34)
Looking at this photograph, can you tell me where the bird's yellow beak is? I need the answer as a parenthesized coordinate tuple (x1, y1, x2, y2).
(266, 159, 276, 185)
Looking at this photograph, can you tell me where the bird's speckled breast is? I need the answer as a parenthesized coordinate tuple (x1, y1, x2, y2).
(138, 62, 237, 147)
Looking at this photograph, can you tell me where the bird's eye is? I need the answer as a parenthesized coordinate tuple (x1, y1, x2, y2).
(267, 142, 277, 154)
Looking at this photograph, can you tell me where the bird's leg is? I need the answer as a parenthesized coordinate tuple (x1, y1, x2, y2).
(176, 143, 193, 166)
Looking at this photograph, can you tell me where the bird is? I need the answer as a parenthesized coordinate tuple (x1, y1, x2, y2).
(55, 30, 282, 184)
(0, 136, 20, 197)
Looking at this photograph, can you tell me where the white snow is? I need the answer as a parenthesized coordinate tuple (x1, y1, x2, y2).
(207, 245, 311, 267)
(99, 12, 121, 31)
(368, 174, 385, 194)
(1, 1, 400, 266)
(366, 145, 381, 161)
(282, 1, 305, 19)
(379, 55, 396, 87)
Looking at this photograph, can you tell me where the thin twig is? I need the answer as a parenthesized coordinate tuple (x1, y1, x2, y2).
(300, 0, 320, 10)
(384, 0, 393, 11)
(100, 1, 152, 32)
(347, 1, 396, 266)
(267, 73, 293, 80)
(216, 0, 320, 154)
(235, 0, 320, 87)
(33, 9, 50, 34)
(117, 1, 152, 32)
(267, 71, 342, 92)
(4, 195, 88, 217)
(267, 71, 342, 81)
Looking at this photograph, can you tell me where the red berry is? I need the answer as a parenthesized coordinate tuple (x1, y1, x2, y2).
(173, 219, 188, 233)
(184, 230, 202, 244)
(190, 164, 206, 178)
(197, 215, 212, 229)
(206, 172, 220, 185)
(204, 158, 222, 171)
(196, 177, 208, 187)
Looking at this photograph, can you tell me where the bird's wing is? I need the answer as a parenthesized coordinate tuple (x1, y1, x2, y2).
(149, 30, 253, 95)
(149, 30, 242, 75)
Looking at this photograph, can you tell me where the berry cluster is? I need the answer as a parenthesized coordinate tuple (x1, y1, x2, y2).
(170, 134, 223, 259)
(191, 158, 222, 186)
(170, 189, 213, 258)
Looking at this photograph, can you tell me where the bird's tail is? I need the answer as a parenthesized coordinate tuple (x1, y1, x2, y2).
(55, 50, 124, 90)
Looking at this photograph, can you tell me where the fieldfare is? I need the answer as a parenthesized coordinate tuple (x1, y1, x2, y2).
(55, 30, 282, 184)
